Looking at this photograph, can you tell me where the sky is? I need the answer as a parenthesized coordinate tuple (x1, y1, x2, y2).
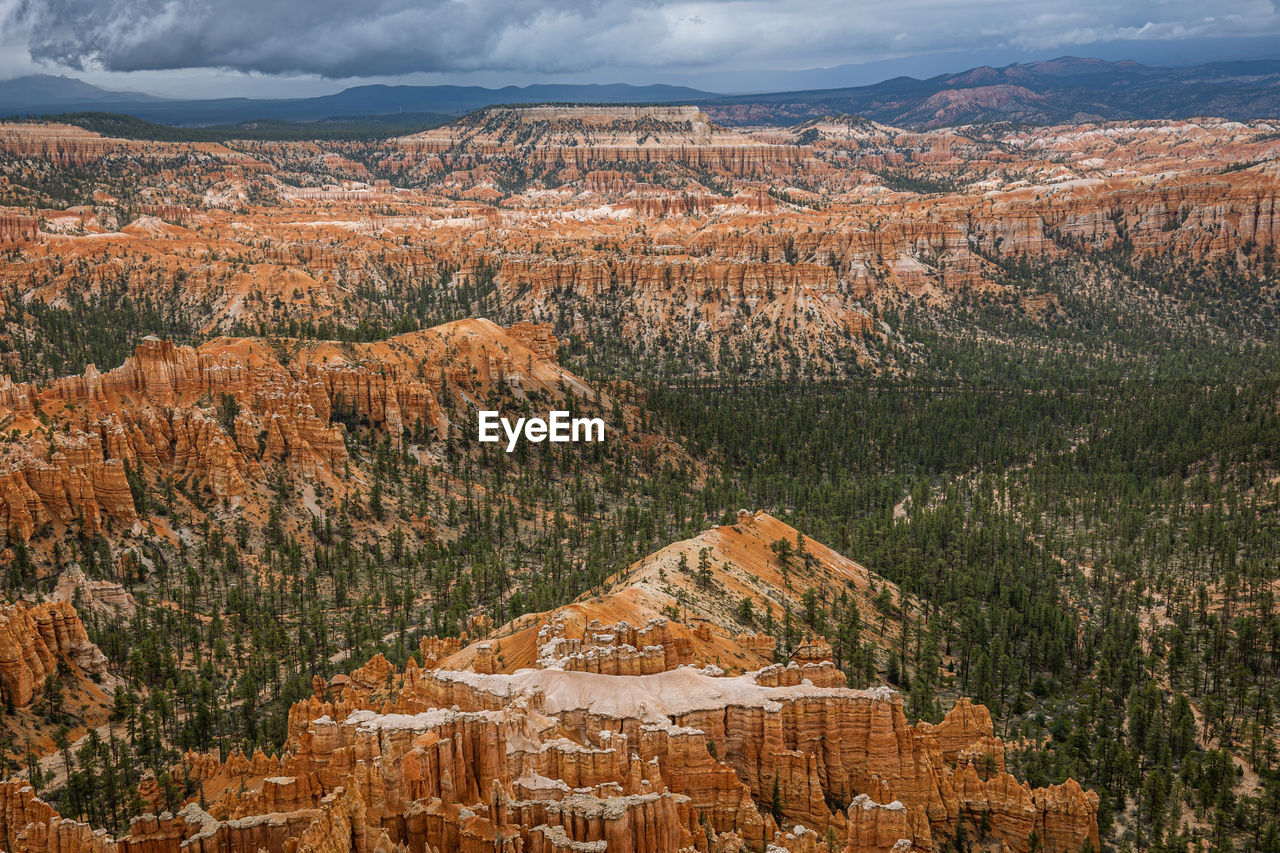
(2, 0, 1280, 98)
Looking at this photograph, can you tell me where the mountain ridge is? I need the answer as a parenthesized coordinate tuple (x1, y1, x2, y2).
(0, 74, 167, 107)
(702, 55, 1280, 126)
(0, 79, 720, 125)
(5, 56, 1280, 129)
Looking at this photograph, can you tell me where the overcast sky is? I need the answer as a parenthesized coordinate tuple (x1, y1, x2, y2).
(2, 0, 1280, 97)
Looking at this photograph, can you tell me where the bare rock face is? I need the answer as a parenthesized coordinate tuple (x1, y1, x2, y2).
(52, 565, 138, 618)
(0, 654, 1098, 853)
(0, 431, 139, 540)
(0, 123, 123, 166)
(845, 794, 933, 852)
(0, 604, 55, 708)
(0, 780, 58, 850)
(30, 600, 108, 678)
(534, 617, 694, 675)
(350, 653, 397, 691)
(394, 106, 802, 177)
(0, 600, 107, 707)
(0, 213, 37, 246)
(917, 697, 1002, 770)
(419, 636, 464, 667)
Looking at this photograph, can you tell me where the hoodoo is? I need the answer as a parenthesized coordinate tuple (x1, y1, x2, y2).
(0, 651, 1099, 853)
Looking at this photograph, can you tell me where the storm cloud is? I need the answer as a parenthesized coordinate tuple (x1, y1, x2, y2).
(6, 0, 1280, 79)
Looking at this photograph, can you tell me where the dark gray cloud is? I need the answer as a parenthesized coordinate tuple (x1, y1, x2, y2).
(6, 0, 1280, 79)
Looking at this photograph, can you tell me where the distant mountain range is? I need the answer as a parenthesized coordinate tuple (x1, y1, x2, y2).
(4, 56, 1280, 129)
(700, 57, 1280, 127)
(0, 76, 719, 125)
(0, 74, 165, 108)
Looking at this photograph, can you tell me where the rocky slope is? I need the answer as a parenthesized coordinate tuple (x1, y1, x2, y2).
(0, 107, 1267, 852)
(0, 458, 1101, 853)
(0, 211, 37, 246)
(441, 509, 919, 677)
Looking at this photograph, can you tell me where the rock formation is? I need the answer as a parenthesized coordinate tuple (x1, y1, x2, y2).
(0, 319, 582, 545)
(0, 122, 258, 167)
(440, 510, 922, 679)
(0, 212, 37, 246)
(0, 600, 107, 707)
(4, 116, 1277, 382)
(529, 617, 694, 676)
(845, 794, 933, 852)
(0, 658, 1098, 853)
(393, 106, 804, 178)
(52, 565, 138, 617)
(2, 110, 1255, 853)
